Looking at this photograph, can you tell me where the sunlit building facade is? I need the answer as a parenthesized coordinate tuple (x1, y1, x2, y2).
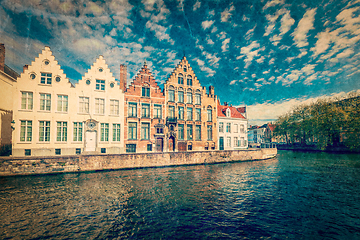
(122, 63, 165, 153)
(217, 101, 248, 150)
(12, 47, 125, 156)
(164, 56, 218, 151)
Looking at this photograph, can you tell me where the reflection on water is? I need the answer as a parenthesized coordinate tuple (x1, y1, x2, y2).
(1, 151, 360, 239)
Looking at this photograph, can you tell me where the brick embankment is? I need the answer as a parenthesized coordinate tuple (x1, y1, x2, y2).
(0, 148, 277, 177)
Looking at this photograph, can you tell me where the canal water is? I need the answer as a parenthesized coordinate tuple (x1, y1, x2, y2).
(1, 150, 360, 239)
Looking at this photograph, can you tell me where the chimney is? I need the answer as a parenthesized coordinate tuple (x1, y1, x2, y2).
(208, 85, 214, 96)
(0, 44, 5, 72)
(224, 102, 228, 106)
(23, 65, 29, 72)
(120, 64, 127, 92)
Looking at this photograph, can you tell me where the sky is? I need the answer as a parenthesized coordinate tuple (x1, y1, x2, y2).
(1, 0, 360, 125)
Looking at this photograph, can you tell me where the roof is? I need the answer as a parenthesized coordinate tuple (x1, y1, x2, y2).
(217, 102, 246, 119)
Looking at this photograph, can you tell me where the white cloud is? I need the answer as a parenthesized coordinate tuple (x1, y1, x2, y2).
(263, 0, 285, 10)
(230, 80, 237, 85)
(292, 8, 317, 48)
(202, 20, 215, 30)
(280, 11, 295, 35)
(145, 21, 174, 44)
(193, 1, 201, 11)
(239, 41, 264, 68)
(221, 38, 230, 52)
(221, 4, 235, 22)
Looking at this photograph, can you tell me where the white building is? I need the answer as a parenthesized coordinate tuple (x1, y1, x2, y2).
(248, 126, 266, 148)
(217, 101, 248, 150)
(12, 46, 125, 156)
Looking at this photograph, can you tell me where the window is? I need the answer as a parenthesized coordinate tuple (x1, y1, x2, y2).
(95, 98, 105, 114)
(178, 124, 184, 140)
(57, 95, 68, 112)
(207, 125, 212, 140)
(101, 123, 109, 141)
(227, 137, 231, 147)
(110, 100, 119, 115)
(113, 124, 121, 141)
(187, 125, 193, 140)
(178, 91, 184, 103)
(168, 106, 175, 118)
(39, 121, 50, 142)
(142, 87, 150, 97)
(178, 107, 184, 120)
(195, 94, 201, 105)
(183, 66, 187, 72)
(40, 93, 51, 111)
(57, 121, 67, 141)
(20, 120, 32, 142)
(169, 90, 175, 102)
(154, 105, 162, 119)
(240, 125, 245, 133)
(79, 97, 89, 113)
(126, 144, 136, 153)
(207, 109, 212, 122)
(234, 124, 239, 133)
(141, 123, 150, 140)
(55, 149, 61, 155)
(219, 122, 224, 132)
(187, 76, 192, 86)
(156, 127, 163, 134)
(226, 108, 231, 117)
(21, 92, 33, 110)
(40, 73, 52, 84)
(101, 148, 106, 153)
(234, 137, 239, 147)
(142, 104, 150, 118)
(96, 79, 105, 90)
(178, 74, 184, 84)
(226, 123, 231, 133)
(25, 149, 31, 156)
(73, 122, 83, 141)
(195, 125, 201, 141)
(187, 92, 192, 104)
(76, 148, 81, 154)
(147, 144, 152, 151)
(128, 122, 137, 140)
(187, 108, 193, 121)
(128, 103, 137, 117)
(241, 137, 246, 146)
(195, 108, 201, 121)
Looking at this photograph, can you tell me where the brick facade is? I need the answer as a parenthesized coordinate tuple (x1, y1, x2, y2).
(124, 63, 165, 153)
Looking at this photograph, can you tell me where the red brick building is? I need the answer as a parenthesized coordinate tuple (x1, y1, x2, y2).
(122, 63, 165, 153)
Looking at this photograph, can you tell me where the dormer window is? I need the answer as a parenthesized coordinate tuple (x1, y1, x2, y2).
(142, 86, 150, 97)
(226, 108, 231, 117)
(40, 73, 52, 85)
(96, 79, 105, 90)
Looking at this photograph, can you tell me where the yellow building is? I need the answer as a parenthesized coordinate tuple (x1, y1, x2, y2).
(0, 44, 19, 154)
(164, 56, 217, 151)
(12, 46, 125, 156)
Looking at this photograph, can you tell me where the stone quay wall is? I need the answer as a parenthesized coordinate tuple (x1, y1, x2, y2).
(0, 148, 277, 177)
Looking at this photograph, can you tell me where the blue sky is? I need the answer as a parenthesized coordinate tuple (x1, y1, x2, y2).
(1, 0, 360, 125)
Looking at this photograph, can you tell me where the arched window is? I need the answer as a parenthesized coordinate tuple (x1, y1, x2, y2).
(187, 75, 192, 86)
(178, 73, 184, 84)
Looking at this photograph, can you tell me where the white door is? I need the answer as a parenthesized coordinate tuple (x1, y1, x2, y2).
(85, 131, 97, 152)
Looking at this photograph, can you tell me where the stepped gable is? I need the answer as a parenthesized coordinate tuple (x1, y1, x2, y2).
(165, 56, 201, 87)
(126, 62, 164, 97)
(76, 55, 117, 90)
(217, 102, 246, 119)
(19, 46, 71, 87)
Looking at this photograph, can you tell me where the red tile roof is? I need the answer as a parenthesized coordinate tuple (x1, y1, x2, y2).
(217, 102, 246, 119)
